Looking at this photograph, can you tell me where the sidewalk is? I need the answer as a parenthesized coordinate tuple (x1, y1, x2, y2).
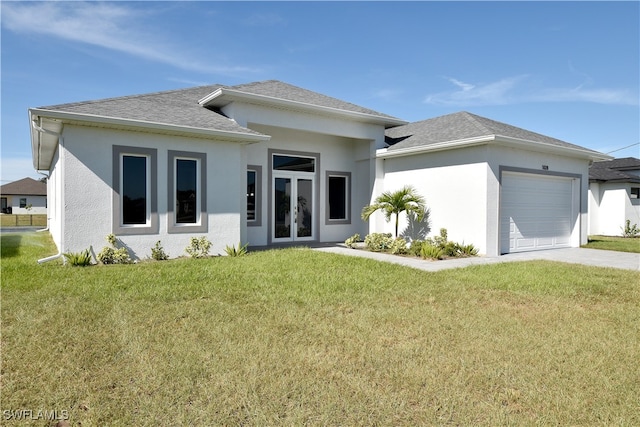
(313, 245, 640, 272)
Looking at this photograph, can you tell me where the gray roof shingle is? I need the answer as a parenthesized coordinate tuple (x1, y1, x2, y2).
(385, 111, 602, 155)
(37, 85, 263, 135)
(227, 80, 400, 120)
(589, 157, 640, 182)
(35, 80, 401, 134)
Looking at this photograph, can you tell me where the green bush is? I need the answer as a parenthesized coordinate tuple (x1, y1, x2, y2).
(151, 241, 169, 261)
(224, 242, 249, 257)
(458, 243, 479, 257)
(63, 249, 93, 267)
(409, 239, 424, 257)
(344, 233, 361, 249)
(621, 220, 640, 238)
(364, 233, 393, 252)
(390, 237, 408, 255)
(97, 234, 132, 264)
(420, 243, 444, 260)
(185, 236, 212, 258)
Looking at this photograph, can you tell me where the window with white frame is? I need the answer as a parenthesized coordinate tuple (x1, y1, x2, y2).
(112, 146, 158, 235)
(168, 151, 207, 233)
(326, 171, 350, 224)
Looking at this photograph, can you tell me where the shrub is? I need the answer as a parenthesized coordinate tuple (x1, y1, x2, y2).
(364, 233, 393, 252)
(224, 242, 249, 257)
(151, 241, 169, 261)
(97, 234, 132, 264)
(63, 249, 93, 267)
(390, 237, 408, 255)
(185, 236, 212, 258)
(621, 220, 640, 238)
(458, 243, 479, 257)
(421, 243, 444, 260)
(409, 239, 424, 257)
(344, 233, 361, 249)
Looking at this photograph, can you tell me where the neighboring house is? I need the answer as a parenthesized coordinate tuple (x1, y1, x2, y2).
(588, 157, 640, 236)
(0, 177, 47, 214)
(29, 80, 609, 259)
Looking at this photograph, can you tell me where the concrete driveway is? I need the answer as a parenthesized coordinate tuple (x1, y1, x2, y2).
(314, 246, 640, 272)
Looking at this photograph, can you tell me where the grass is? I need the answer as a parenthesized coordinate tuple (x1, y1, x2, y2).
(583, 235, 640, 253)
(2, 232, 640, 426)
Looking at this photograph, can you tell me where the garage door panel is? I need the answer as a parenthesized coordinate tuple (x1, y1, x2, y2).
(501, 172, 575, 254)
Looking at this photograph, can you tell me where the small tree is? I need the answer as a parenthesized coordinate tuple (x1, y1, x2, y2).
(361, 185, 427, 237)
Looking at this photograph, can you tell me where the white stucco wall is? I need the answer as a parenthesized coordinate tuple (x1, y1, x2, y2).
(245, 123, 374, 246)
(589, 182, 640, 236)
(58, 124, 245, 260)
(376, 143, 591, 256)
(380, 146, 490, 254)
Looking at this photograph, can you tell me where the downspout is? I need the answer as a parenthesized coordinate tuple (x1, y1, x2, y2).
(31, 118, 65, 264)
(35, 170, 50, 232)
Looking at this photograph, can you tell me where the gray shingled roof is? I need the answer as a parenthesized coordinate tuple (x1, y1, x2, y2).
(589, 157, 640, 182)
(37, 85, 263, 136)
(227, 80, 400, 120)
(385, 111, 602, 154)
(35, 80, 401, 134)
(1, 177, 46, 196)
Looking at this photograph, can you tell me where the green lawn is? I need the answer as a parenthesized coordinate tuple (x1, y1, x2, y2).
(2, 232, 639, 426)
(584, 235, 640, 253)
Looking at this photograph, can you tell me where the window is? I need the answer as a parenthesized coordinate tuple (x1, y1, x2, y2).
(326, 171, 351, 224)
(247, 166, 262, 226)
(168, 151, 207, 233)
(19, 198, 27, 208)
(631, 187, 640, 199)
(122, 155, 148, 224)
(273, 155, 315, 172)
(112, 146, 158, 235)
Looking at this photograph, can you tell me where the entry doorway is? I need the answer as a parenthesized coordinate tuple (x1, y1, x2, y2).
(273, 175, 314, 242)
(269, 151, 319, 243)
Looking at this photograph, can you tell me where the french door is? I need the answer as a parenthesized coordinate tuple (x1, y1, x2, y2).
(273, 174, 314, 242)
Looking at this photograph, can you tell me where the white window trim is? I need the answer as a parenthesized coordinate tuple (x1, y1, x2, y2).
(168, 150, 207, 233)
(325, 171, 351, 225)
(112, 146, 158, 235)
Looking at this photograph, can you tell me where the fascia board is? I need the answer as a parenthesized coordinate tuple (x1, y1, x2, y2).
(377, 136, 493, 158)
(494, 135, 613, 161)
(29, 108, 271, 143)
(199, 88, 408, 127)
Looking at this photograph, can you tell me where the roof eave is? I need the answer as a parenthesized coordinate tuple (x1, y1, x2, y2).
(199, 87, 408, 127)
(29, 108, 271, 142)
(494, 135, 613, 161)
(378, 135, 494, 158)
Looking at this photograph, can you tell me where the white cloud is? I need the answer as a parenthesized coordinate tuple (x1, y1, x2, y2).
(425, 76, 528, 106)
(1, 2, 261, 76)
(425, 75, 638, 107)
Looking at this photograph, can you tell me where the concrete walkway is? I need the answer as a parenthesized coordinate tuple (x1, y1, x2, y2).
(314, 245, 640, 272)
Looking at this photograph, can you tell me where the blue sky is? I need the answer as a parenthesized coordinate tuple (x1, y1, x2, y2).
(2, 1, 638, 183)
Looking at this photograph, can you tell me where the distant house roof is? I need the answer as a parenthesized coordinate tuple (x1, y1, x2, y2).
(383, 111, 609, 160)
(589, 157, 640, 183)
(0, 177, 46, 196)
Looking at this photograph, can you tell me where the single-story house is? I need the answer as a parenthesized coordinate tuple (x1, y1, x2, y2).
(29, 80, 609, 260)
(0, 177, 47, 214)
(588, 157, 640, 236)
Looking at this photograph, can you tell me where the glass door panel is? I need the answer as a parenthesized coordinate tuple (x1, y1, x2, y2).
(296, 179, 313, 239)
(274, 177, 292, 239)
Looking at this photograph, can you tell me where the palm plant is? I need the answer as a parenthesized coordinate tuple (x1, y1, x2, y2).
(361, 185, 427, 237)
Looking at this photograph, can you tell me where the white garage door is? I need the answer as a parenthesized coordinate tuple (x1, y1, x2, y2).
(501, 172, 574, 254)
